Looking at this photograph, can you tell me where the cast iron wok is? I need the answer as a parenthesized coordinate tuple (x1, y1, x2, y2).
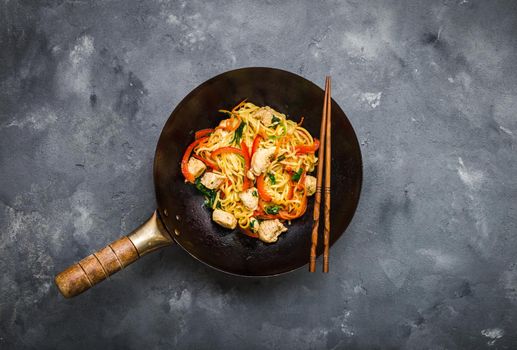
(55, 67, 362, 298)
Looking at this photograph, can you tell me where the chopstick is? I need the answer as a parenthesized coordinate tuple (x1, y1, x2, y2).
(309, 76, 331, 272)
(323, 77, 332, 273)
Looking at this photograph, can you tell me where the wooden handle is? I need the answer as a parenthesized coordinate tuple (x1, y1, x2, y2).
(55, 211, 173, 298)
(55, 236, 139, 298)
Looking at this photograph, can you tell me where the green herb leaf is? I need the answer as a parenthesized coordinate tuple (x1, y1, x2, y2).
(231, 121, 246, 144)
(292, 168, 303, 181)
(195, 177, 216, 208)
(277, 155, 286, 161)
(271, 115, 281, 126)
(250, 220, 256, 229)
(265, 205, 280, 215)
(267, 172, 276, 184)
(268, 121, 287, 139)
(252, 190, 258, 197)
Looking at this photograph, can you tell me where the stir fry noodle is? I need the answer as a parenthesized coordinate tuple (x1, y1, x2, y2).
(181, 101, 319, 243)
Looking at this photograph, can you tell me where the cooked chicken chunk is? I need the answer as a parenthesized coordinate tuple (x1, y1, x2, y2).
(249, 217, 259, 233)
(254, 107, 275, 126)
(305, 175, 317, 196)
(251, 147, 276, 175)
(257, 219, 287, 243)
(239, 187, 259, 210)
(212, 209, 237, 229)
(187, 157, 206, 179)
(200, 172, 225, 189)
(212, 127, 229, 138)
(218, 118, 232, 129)
(246, 169, 255, 181)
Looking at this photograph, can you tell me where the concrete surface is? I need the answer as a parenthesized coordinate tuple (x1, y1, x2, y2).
(1, 0, 517, 349)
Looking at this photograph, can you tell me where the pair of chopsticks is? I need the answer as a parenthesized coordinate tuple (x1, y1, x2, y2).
(309, 76, 332, 273)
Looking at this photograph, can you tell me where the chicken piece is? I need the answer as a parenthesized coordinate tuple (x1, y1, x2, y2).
(239, 187, 259, 210)
(246, 169, 255, 181)
(251, 147, 276, 176)
(249, 217, 259, 233)
(257, 219, 287, 243)
(187, 157, 206, 179)
(254, 107, 275, 126)
(218, 118, 232, 129)
(305, 175, 317, 196)
(212, 209, 237, 230)
(219, 117, 241, 132)
(200, 172, 225, 189)
(213, 127, 229, 138)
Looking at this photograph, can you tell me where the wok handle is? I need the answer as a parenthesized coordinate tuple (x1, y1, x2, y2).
(55, 211, 173, 298)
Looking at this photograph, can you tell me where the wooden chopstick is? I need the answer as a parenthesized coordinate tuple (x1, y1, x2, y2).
(309, 76, 330, 272)
(323, 77, 332, 273)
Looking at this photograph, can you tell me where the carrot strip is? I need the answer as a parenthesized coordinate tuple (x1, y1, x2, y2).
(295, 138, 320, 154)
(232, 98, 247, 112)
(192, 154, 220, 171)
(287, 181, 295, 200)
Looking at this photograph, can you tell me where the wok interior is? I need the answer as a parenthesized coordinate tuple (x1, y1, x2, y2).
(154, 68, 362, 276)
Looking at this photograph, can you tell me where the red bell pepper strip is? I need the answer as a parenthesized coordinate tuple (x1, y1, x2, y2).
(240, 227, 259, 239)
(192, 154, 220, 171)
(295, 138, 320, 154)
(240, 141, 252, 189)
(181, 136, 209, 183)
(251, 135, 262, 156)
(242, 177, 251, 190)
(256, 174, 272, 202)
(211, 147, 248, 166)
(241, 141, 250, 160)
(254, 212, 279, 220)
(211, 146, 251, 189)
(195, 128, 214, 139)
(278, 202, 306, 220)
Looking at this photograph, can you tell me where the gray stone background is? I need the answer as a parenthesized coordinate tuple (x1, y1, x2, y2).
(1, 0, 517, 349)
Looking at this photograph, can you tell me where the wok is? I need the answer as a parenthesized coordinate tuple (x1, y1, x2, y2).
(55, 67, 363, 298)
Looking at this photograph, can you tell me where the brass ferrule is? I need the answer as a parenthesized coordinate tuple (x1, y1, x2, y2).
(127, 211, 173, 256)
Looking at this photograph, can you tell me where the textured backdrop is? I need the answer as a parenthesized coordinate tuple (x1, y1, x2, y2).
(1, 0, 517, 349)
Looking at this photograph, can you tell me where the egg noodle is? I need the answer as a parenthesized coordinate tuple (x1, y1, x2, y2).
(181, 101, 319, 237)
